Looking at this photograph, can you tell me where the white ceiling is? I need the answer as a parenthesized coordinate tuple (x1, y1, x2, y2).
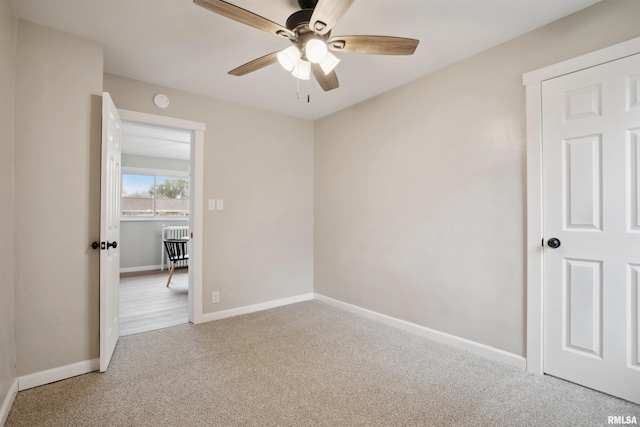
(11, 0, 600, 120)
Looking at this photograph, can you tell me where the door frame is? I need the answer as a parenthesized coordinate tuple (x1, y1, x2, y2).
(118, 108, 206, 324)
(523, 36, 640, 375)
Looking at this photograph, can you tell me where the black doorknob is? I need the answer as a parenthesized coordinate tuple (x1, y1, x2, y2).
(547, 238, 561, 249)
(107, 241, 118, 250)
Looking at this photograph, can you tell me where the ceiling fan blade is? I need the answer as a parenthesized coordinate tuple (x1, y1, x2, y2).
(228, 51, 280, 76)
(312, 64, 339, 91)
(328, 35, 419, 55)
(309, 0, 355, 35)
(194, 0, 294, 39)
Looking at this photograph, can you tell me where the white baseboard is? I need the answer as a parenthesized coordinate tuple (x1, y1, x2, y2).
(18, 358, 99, 391)
(120, 265, 162, 274)
(197, 293, 314, 324)
(314, 294, 526, 370)
(11, 293, 521, 398)
(0, 378, 18, 426)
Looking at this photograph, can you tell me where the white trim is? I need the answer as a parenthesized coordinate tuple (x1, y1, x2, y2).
(120, 265, 162, 274)
(198, 293, 315, 324)
(117, 109, 206, 132)
(0, 379, 18, 426)
(189, 129, 204, 324)
(314, 294, 526, 370)
(523, 36, 640, 86)
(525, 82, 544, 375)
(122, 166, 189, 178)
(523, 36, 640, 375)
(18, 359, 99, 391)
(120, 217, 188, 223)
(116, 108, 206, 326)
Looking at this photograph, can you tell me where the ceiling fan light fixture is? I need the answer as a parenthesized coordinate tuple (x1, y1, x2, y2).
(305, 38, 328, 63)
(277, 46, 301, 72)
(291, 59, 311, 80)
(319, 52, 340, 75)
(193, 0, 418, 93)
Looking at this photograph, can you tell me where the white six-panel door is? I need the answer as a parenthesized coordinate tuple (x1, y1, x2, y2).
(100, 93, 122, 372)
(542, 53, 640, 403)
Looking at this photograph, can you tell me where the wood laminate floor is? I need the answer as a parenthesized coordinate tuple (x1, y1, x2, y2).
(119, 269, 188, 336)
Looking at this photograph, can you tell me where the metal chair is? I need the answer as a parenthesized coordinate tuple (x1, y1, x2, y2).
(163, 239, 188, 287)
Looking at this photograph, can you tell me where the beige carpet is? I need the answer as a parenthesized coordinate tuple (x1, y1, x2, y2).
(6, 301, 639, 426)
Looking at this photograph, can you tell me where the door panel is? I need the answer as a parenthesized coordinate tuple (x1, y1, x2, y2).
(564, 135, 602, 230)
(629, 129, 640, 232)
(564, 84, 601, 121)
(630, 264, 640, 369)
(543, 53, 640, 403)
(627, 73, 640, 111)
(564, 258, 602, 357)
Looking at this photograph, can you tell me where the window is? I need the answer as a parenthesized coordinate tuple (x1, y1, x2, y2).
(122, 173, 189, 218)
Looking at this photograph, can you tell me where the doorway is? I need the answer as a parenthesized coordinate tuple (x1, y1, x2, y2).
(116, 108, 206, 325)
(119, 121, 192, 335)
(99, 100, 206, 370)
(524, 37, 640, 404)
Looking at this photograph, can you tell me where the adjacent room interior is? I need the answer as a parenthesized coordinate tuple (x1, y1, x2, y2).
(119, 121, 192, 336)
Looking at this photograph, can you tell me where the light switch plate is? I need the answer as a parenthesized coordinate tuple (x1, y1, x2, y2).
(216, 199, 224, 210)
(208, 200, 216, 211)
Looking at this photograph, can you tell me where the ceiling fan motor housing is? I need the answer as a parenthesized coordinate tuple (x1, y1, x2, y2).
(297, 0, 318, 10)
(285, 9, 313, 31)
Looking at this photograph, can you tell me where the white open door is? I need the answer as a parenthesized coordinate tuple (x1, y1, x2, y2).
(542, 53, 640, 403)
(100, 92, 122, 372)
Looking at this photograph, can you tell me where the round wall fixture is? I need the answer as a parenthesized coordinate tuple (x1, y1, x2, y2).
(153, 93, 170, 109)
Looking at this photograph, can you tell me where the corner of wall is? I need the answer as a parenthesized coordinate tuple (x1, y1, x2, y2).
(0, 378, 18, 426)
(0, 0, 18, 423)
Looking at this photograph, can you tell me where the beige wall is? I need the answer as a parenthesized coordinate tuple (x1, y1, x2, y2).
(120, 220, 189, 270)
(314, 0, 640, 356)
(0, 0, 17, 408)
(104, 74, 314, 314)
(14, 21, 104, 375)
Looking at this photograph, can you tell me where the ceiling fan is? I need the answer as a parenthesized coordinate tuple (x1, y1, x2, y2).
(193, 0, 420, 92)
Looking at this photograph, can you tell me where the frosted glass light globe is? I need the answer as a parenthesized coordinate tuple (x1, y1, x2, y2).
(305, 39, 328, 63)
(291, 60, 311, 80)
(319, 52, 340, 75)
(277, 46, 301, 72)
